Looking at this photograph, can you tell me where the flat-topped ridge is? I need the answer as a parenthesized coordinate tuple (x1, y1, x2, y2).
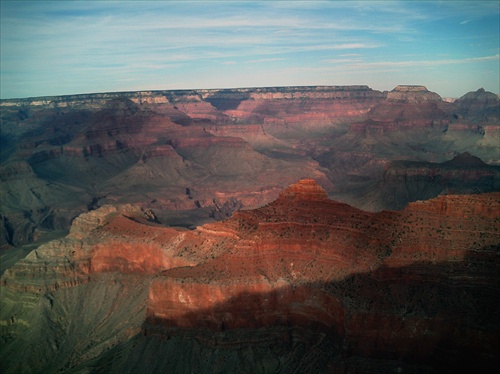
(393, 85, 429, 92)
(387, 85, 442, 102)
(0, 85, 377, 105)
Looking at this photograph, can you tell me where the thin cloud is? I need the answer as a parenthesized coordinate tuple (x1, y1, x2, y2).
(323, 58, 363, 64)
(351, 54, 500, 69)
(282, 54, 500, 74)
(1, 1, 498, 99)
(248, 58, 286, 63)
(270, 43, 381, 54)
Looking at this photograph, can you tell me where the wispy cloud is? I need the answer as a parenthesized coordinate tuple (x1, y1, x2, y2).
(1, 1, 498, 98)
(323, 58, 363, 64)
(288, 54, 500, 74)
(248, 58, 286, 63)
(349, 54, 500, 69)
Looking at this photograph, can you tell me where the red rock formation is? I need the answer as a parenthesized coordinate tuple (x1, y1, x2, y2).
(146, 183, 500, 371)
(143, 181, 499, 339)
(386, 85, 442, 102)
(203, 86, 386, 135)
(147, 280, 345, 336)
(1, 82, 499, 372)
(3, 85, 498, 249)
(1, 179, 499, 372)
(367, 85, 449, 126)
(1, 205, 196, 292)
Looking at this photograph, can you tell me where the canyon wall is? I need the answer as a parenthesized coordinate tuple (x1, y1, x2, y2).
(1, 85, 498, 248)
(1, 179, 498, 372)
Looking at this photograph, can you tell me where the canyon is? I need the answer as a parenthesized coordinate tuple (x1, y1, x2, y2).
(0, 179, 499, 373)
(1, 85, 499, 249)
(0, 85, 499, 372)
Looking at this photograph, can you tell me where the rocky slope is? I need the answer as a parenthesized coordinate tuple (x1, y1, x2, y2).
(1, 179, 498, 373)
(1, 85, 498, 249)
(454, 88, 500, 123)
(349, 152, 500, 210)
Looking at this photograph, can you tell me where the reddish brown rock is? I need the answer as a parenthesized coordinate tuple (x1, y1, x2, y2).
(2, 85, 498, 249)
(367, 86, 449, 126)
(143, 181, 499, 349)
(204, 86, 386, 135)
(1, 205, 196, 292)
(386, 85, 442, 102)
(1, 179, 499, 372)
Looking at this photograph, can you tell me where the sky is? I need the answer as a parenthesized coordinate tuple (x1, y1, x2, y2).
(1, 0, 499, 99)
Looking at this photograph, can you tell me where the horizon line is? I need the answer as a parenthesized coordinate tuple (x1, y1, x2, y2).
(1, 84, 496, 102)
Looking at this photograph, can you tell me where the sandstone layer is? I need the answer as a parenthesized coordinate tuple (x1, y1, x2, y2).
(1, 179, 498, 373)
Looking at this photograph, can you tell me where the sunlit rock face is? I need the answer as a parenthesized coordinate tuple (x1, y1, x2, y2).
(141, 180, 499, 372)
(366, 85, 450, 126)
(201, 86, 387, 134)
(0, 178, 499, 372)
(386, 85, 442, 102)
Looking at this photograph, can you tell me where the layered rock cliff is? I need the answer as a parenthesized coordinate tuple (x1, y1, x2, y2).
(1, 179, 498, 373)
(1, 85, 498, 249)
(354, 152, 500, 211)
(454, 88, 500, 123)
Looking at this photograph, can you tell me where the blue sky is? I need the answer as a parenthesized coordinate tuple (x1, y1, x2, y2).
(1, 1, 499, 99)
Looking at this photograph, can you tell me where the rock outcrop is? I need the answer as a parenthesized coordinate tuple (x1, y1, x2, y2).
(1, 204, 197, 293)
(1, 179, 499, 372)
(367, 85, 450, 125)
(202, 86, 387, 134)
(361, 152, 500, 210)
(386, 85, 443, 102)
(454, 88, 500, 122)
